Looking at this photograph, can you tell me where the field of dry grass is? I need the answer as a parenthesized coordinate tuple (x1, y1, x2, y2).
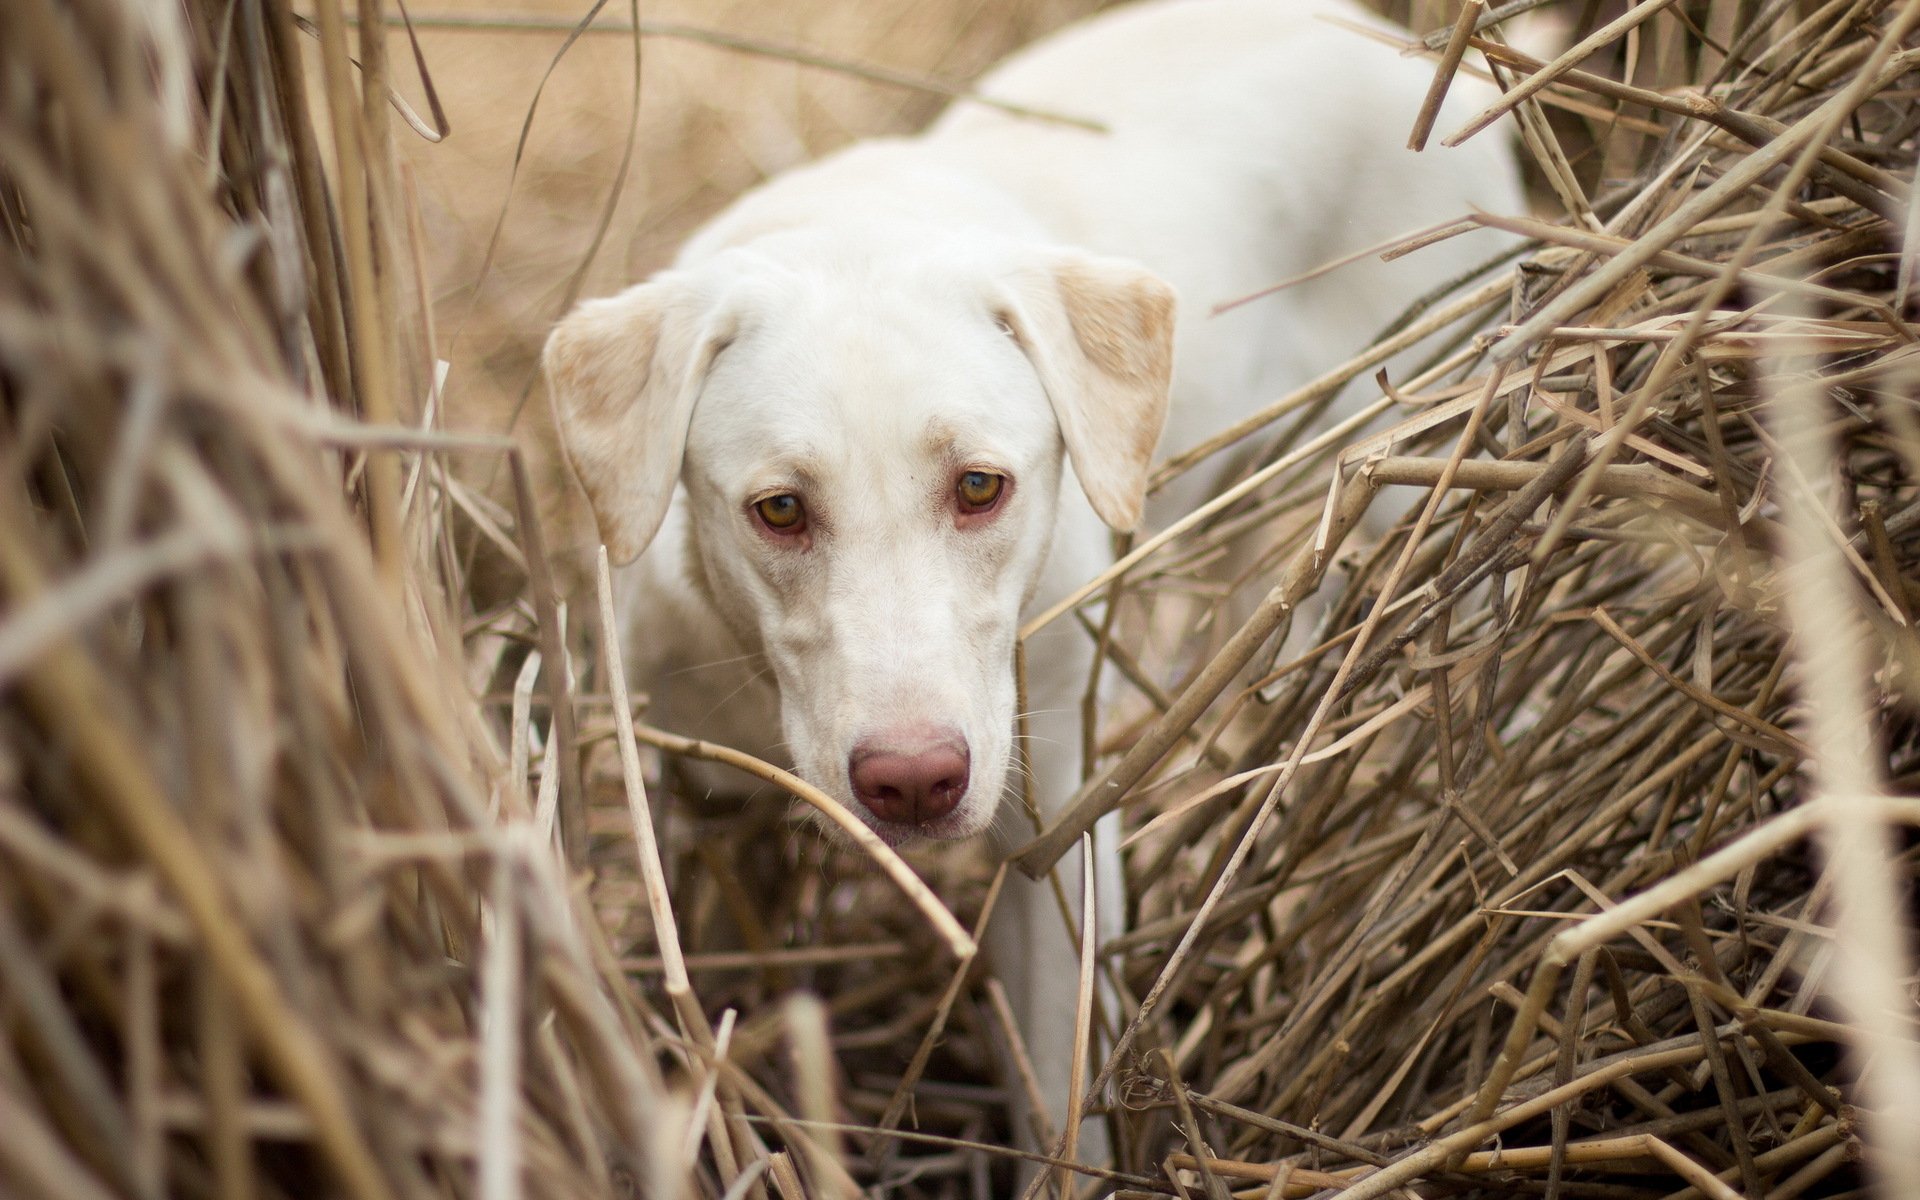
(5, 1, 1920, 1199)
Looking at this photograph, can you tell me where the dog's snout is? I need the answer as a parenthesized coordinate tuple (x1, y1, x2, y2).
(849, 729, 970, 826)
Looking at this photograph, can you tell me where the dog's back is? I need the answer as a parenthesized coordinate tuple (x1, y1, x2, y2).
(928, 0, 1522, 507)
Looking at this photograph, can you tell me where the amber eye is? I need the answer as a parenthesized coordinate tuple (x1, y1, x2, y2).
(755, 493, 805, 531)
(956, 471, 1005, 511)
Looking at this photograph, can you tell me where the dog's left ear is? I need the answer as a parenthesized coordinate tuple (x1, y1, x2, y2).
(998, 252, 1176, 532)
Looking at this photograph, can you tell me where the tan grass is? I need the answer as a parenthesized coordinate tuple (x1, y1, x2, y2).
(4, 1, 1919, 1198)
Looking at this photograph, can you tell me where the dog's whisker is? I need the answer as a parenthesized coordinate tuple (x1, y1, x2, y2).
(1010, 734, 1062, 750)
(665, 650, 770, 678)
(691, 662, 779, 727)
(1013, 707, 1073, 720)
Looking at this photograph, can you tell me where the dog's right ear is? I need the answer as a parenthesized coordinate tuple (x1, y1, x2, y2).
(543, 274, 736, 564)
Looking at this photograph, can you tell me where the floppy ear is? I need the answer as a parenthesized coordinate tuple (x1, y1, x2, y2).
(998, 252, 1176, 532)
(542, 274, 736, 564)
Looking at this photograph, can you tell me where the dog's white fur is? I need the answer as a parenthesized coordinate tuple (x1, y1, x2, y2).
(545, 0, 1521, 1155)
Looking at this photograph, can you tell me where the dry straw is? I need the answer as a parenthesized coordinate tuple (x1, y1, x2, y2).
(4, 0, 1920, 1198)
(0, 0, 873, 1196)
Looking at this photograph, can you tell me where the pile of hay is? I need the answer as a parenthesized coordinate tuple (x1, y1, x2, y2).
(5, 0, 1919, 1199)
(0, 1, 857, 1197)
(1056, 2, 1920, 1195)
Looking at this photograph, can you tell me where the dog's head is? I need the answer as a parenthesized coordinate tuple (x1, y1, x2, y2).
(544, 232, 1173, 843)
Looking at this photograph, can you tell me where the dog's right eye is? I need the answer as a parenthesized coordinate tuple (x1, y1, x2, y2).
(754, 493, 806, 532)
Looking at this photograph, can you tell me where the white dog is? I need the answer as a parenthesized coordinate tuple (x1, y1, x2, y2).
(544, 0, 1520, 1161)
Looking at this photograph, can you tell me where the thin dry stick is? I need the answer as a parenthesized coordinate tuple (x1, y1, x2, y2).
(1338, 1029, 1822, 1200)
(196, 965, 250, 1200)
(1058, 837, 1100, 1199)
(985, 977, 1060, 1152)
(766, 1151, 805, 1200)
(593, 544, 761, 1186)
(786, 994, 857, 1200)
(479, 848, 524, 1200)
(1442, 0, 1686, 146)
(1767, 300, 1920, 1199)
(1643, 1136, 1745, 1200)
(309, 0, 402, 592)
(1409, 0, 1484, 152)
(337, 8, 1105, 129)
(593, 545, 698, 1008)
(623, 722, 976, 959)
(1161, 1055, 1233, 1200)
(509, 451, 585, 863)
(681, 1008, 738, 1172)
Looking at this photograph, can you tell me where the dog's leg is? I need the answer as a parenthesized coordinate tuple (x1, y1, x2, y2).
(989, 613, 1123, 1178)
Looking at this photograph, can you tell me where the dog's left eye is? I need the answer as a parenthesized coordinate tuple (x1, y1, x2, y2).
(956, 471, 1005, 512)
(754, 493, 806, 531)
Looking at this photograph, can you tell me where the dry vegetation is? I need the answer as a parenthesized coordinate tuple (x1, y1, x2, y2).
(4, 1, 1920, 1200)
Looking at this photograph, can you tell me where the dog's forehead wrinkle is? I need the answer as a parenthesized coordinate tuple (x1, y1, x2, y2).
(920, 418, 1025, 470)
(694, 328, 1051, 513)
(758, 269, 1029, 385)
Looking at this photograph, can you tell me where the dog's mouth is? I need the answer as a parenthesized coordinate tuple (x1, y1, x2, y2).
(856, 800, 994, 847)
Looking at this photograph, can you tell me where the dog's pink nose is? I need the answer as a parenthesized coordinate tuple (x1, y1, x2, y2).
(849, 731, 970, 826)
